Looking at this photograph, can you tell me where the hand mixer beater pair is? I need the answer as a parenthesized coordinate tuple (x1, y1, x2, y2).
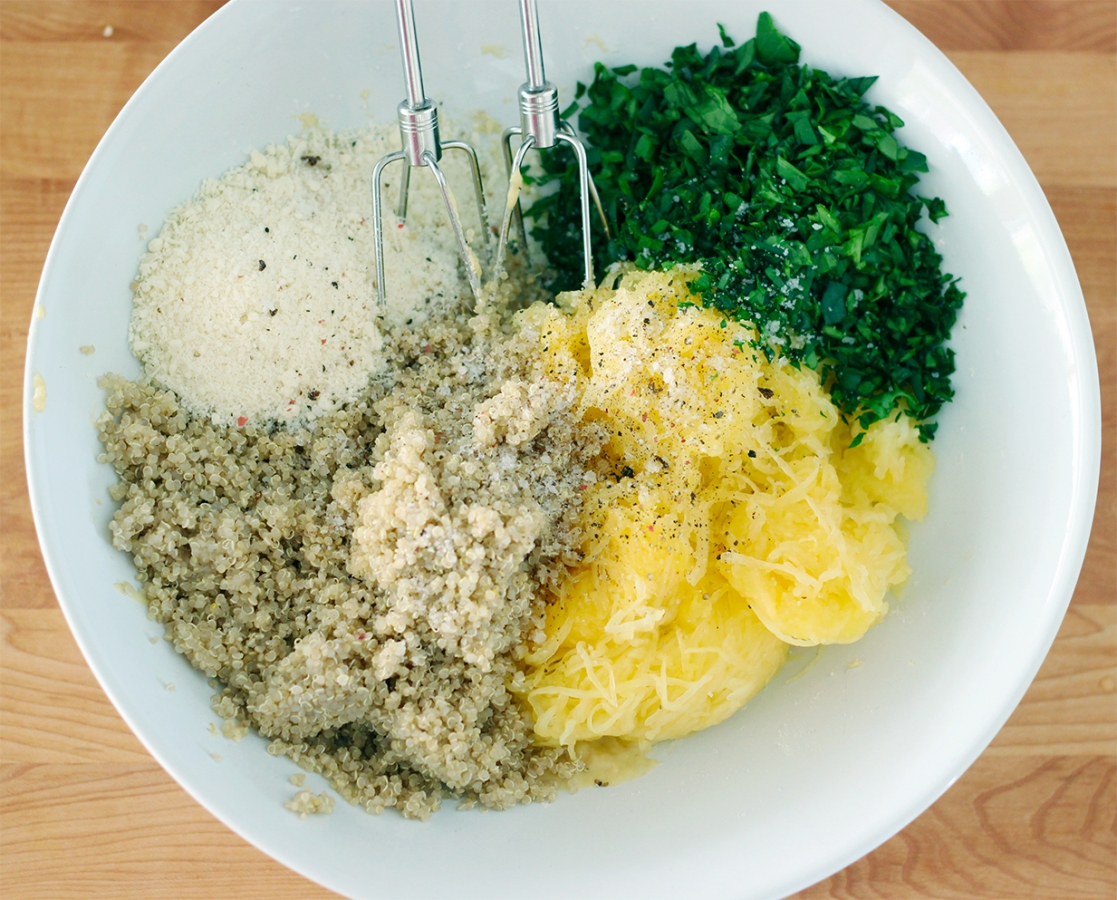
(372, 0, 605, 306)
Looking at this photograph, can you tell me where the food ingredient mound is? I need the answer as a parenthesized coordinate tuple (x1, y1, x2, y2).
(128, 123, 485, 426)
(526, 13, 963, 440)
(97, 298, 597, 818)
(348, 313, 593, 676)
(517, 269, 932, 746)
(99, 13, 949, 810)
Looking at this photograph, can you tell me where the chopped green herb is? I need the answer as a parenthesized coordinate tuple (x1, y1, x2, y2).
(523, 12, 964, 440)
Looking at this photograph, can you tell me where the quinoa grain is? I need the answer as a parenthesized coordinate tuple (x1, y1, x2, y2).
(98, 292, 595, 819)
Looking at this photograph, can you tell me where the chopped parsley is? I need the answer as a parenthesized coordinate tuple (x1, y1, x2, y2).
(523, 12, 964, 440)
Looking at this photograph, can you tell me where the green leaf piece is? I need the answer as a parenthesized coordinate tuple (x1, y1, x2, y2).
(776, 157, 809, 192)
(687, 87, 740, 135)
(821, 281, 848, 325)
(755, 12, 800, 65)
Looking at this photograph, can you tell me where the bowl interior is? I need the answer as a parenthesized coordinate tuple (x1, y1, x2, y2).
(24, 2, 1100, 898)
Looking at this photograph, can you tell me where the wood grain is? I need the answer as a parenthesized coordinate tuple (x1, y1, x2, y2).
(1, 2, 1114, 899)
(887, 0, 1117, 52)
(945, 51, 1117, 188)
(0, 0, 226, 42)
(1, 763, 335, 900)
(1, 610, 151, 764)
(798, 755, 1116, 898)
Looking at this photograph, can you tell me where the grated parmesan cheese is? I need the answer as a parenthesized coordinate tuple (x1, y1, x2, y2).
(129, 121, 493, 426)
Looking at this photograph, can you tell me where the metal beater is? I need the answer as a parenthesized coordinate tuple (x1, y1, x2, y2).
(498, 0, 607, 289)
(372, 0, 490, 305)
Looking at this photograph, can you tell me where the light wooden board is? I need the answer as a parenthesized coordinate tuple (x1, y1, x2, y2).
(1, 2, 1114, 898)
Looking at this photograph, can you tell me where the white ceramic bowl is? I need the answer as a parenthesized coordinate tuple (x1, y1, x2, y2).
(24, 1, 1101, 898)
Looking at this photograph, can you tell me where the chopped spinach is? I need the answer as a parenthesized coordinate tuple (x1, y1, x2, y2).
(523, 12, 964, 440)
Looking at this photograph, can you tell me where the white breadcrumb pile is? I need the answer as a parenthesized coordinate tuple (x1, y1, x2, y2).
(349, 310, 588, 674)
(97, 268, 600, 819)
(128, 121, 492, 426)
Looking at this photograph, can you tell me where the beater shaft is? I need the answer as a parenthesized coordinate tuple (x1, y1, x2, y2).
(372, 0, 490, 307)
(396, 0, 425, 108)
(519, 0, 546, 91)
(498, 0, 607, 289)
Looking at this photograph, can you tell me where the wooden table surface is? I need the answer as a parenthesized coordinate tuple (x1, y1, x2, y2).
(2, 2, 1114, 898)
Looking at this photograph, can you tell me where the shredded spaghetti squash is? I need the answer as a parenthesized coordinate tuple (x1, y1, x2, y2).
(515, 269, 933, 747)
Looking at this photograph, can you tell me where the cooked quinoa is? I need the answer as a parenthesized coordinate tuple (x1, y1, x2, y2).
(99, 284, 603, 818)
(284, 788, 336, 819)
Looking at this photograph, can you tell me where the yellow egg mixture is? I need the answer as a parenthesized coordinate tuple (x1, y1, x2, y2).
(512, 269, 934, 748)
